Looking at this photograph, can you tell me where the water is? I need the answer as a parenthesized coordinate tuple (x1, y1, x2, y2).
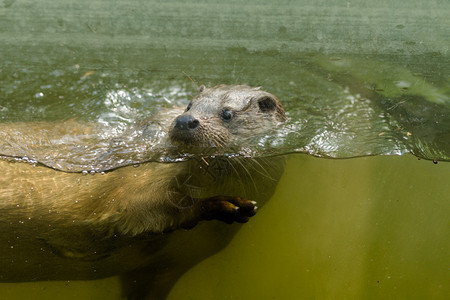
(170, 154, 449, 299)
(1, 53, 448, 170)
(1, 1, 449, 169)
(0, 155, 448, 299)
(0, 0, 449, 299)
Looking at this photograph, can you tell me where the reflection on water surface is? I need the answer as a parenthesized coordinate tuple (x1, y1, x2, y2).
(1, 52, 448, 171)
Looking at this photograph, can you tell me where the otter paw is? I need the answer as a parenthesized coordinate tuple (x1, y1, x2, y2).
(201, 196, 257, 224)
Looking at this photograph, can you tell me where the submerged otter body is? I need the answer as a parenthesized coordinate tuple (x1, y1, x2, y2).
(0, 85, 286, 299)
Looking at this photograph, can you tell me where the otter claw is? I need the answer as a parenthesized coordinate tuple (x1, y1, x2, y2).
(201, 196, 257, 224)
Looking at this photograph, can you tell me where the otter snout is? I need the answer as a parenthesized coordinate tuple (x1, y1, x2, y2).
(174, 114, 199, 131)
(169, 114, 202, 146)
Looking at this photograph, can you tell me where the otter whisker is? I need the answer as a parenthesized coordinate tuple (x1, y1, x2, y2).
(246, 157, 278, 182)
(232, 157, 259, 196)
(226, 157, 249, 195)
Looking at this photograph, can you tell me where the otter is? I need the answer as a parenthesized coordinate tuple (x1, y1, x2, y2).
(0, 85, 286, 299)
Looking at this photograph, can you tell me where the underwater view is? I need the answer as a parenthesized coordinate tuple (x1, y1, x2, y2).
(0, 0, 449, 299)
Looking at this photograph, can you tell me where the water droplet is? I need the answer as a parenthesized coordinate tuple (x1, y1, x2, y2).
(82, 170, 88, 176)
(34, 92, 44, 98)
(90, 170, 96, 175)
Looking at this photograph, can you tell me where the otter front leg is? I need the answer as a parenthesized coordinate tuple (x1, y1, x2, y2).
(200, 196, 258, 224)
(178, 196, 257, 230)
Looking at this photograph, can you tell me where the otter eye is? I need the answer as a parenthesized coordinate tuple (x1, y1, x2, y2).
(221, 109, 233, 121)
(185, 102, 192, 112)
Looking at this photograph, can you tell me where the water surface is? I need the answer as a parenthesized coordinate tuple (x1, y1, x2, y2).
(1, 1, 449, 170)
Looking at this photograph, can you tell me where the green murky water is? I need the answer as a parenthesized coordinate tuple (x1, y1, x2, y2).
(1, 0, 449, 299)
(1, 155, 448, 299)
(170, 154, 450, 299)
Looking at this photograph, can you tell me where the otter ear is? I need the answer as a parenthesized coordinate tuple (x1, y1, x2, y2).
(198, 85, 206, 93)
(258, 96, 277, 113)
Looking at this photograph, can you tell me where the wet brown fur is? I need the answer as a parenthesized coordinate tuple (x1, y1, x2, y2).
(0, 85, 286, 299)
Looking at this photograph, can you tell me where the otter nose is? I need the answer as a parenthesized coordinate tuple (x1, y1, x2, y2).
(174, 114, 200, 130)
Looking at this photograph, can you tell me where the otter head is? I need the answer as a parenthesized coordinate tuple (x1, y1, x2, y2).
(169, 85, 286, 151)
